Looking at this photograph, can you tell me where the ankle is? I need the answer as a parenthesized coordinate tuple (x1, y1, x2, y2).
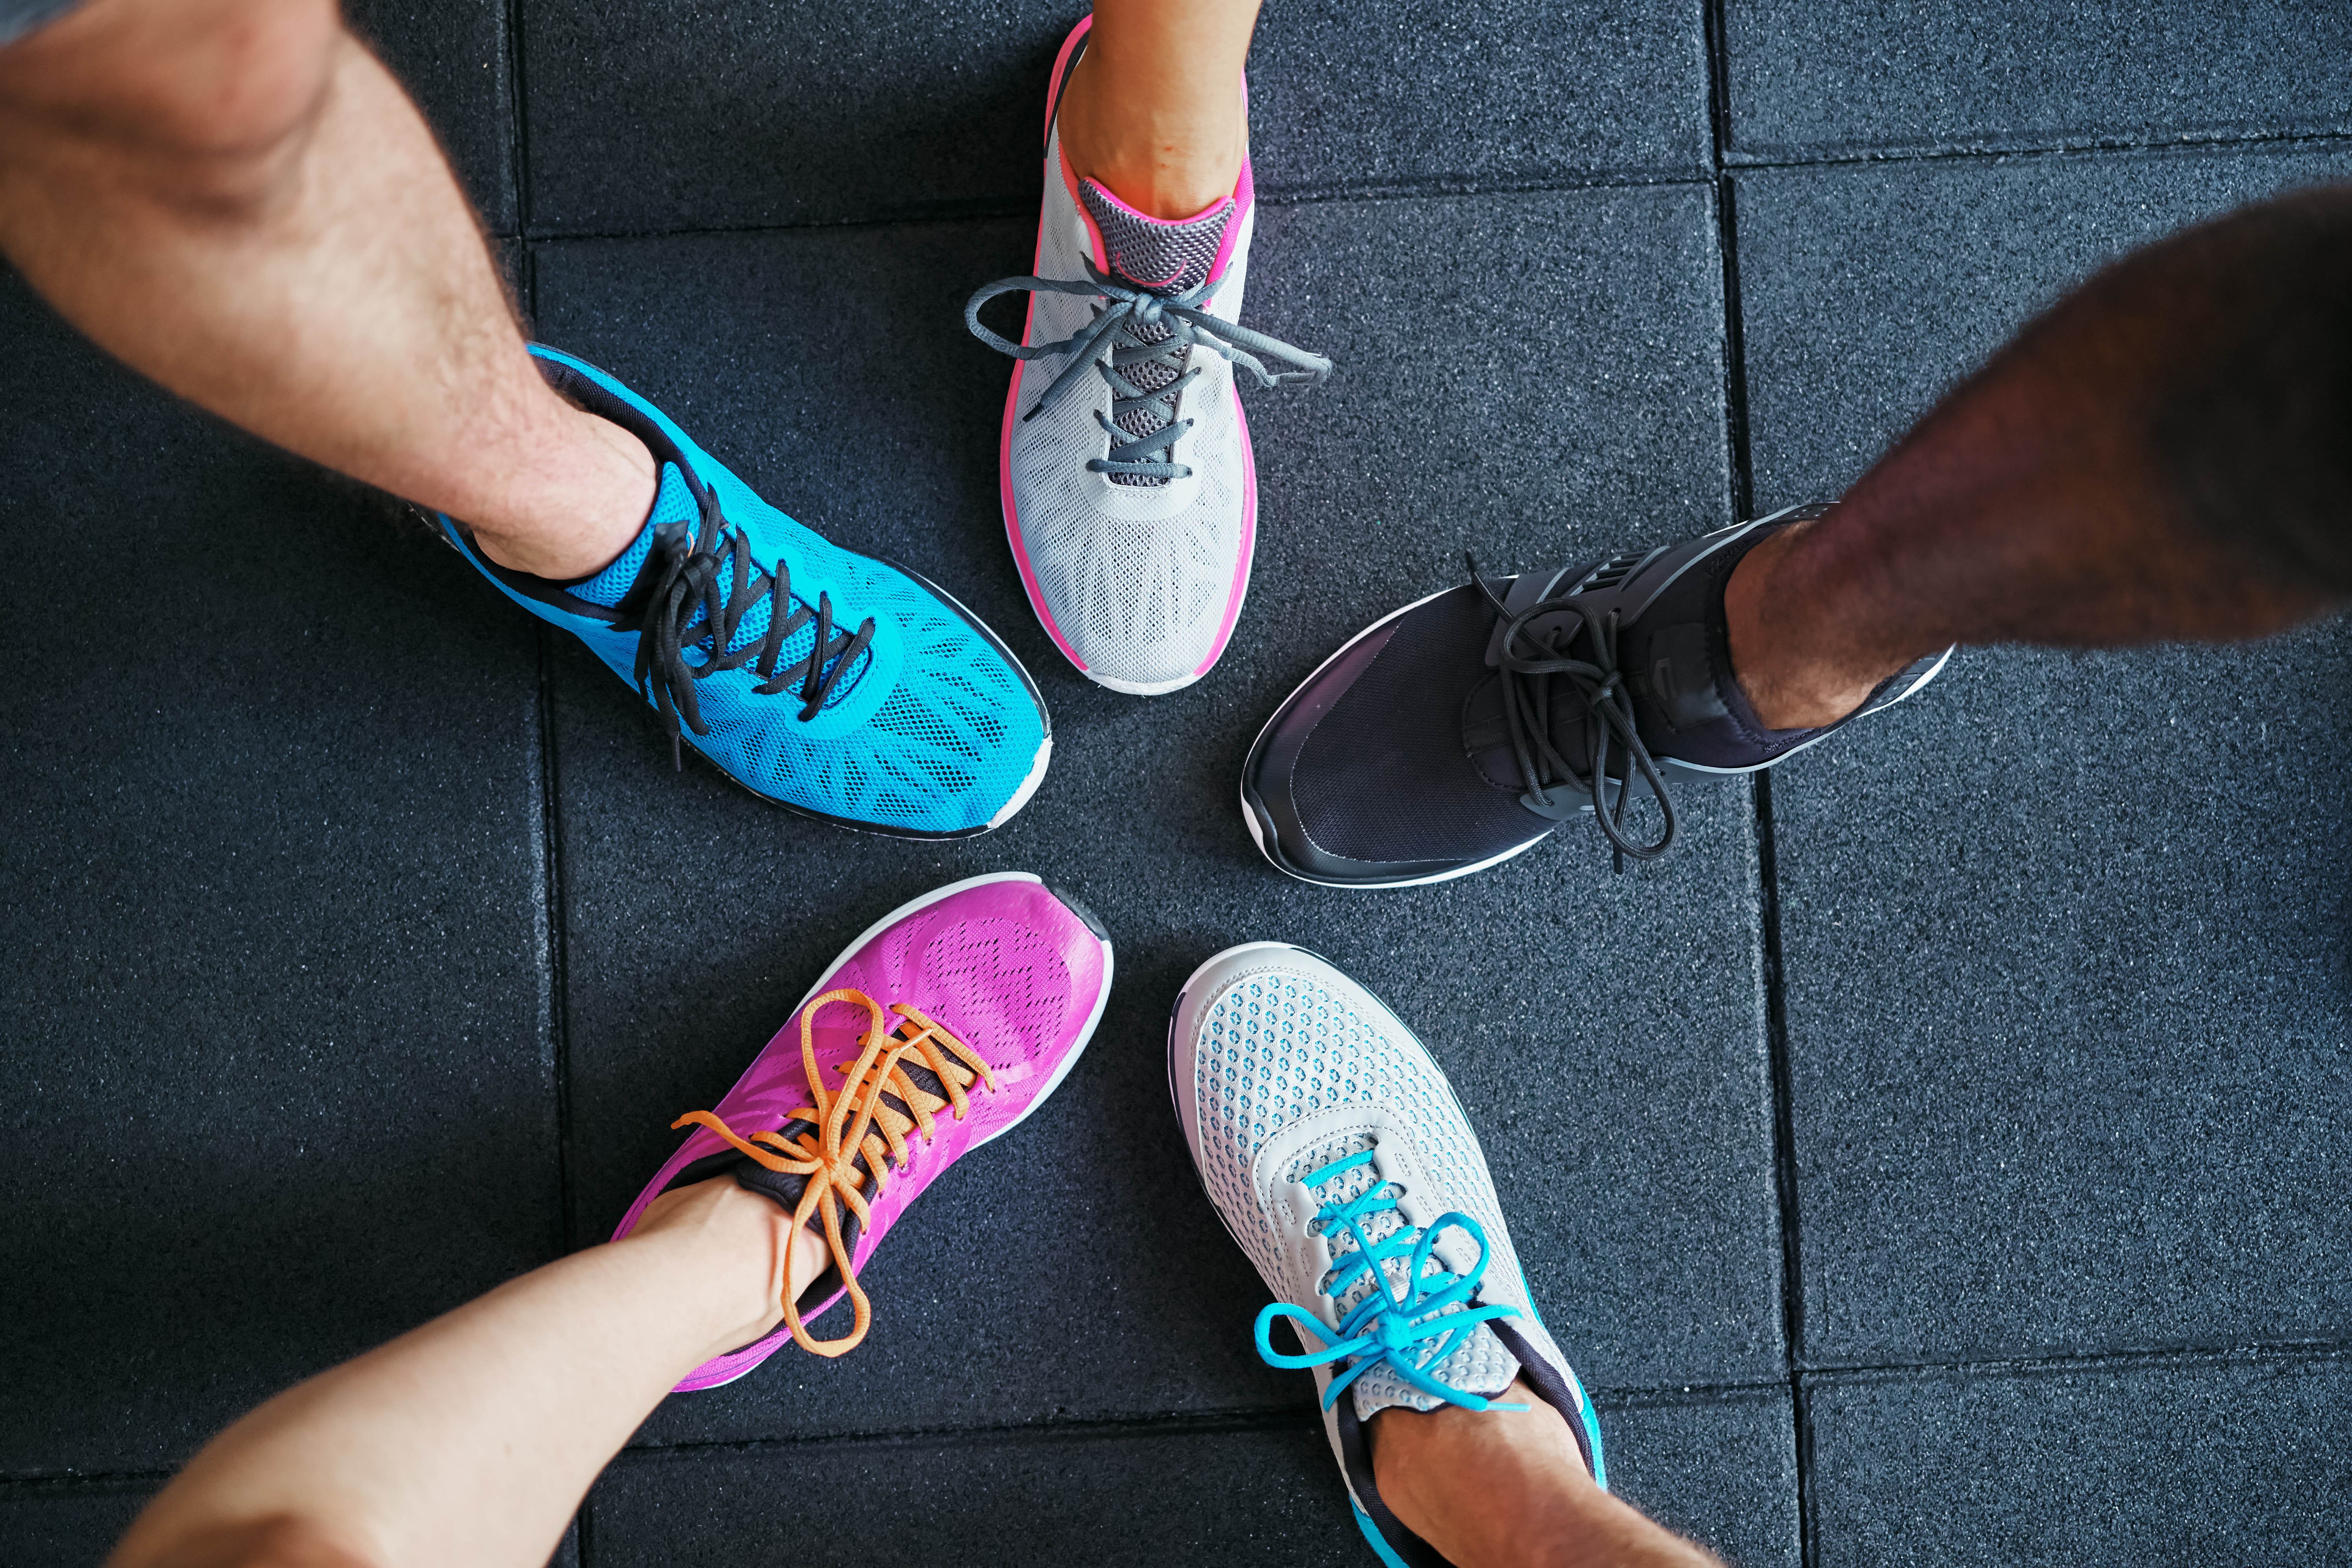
(1055, 52, 1245, 220)
(1723, 519, 1901, 730)
(1369, 1382, 1596, 1568)
(468, 408, 657, 581)
(627, 1178, 825, 1363)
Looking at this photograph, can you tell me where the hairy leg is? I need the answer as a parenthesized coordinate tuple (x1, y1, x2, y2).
(106, 1180, 824, 1568)
(0, 0, 652, 579)
(1055, 0, 1260, 219)
(1727, 184, 2352, 728)
(1370, 1381, 1721, 1568)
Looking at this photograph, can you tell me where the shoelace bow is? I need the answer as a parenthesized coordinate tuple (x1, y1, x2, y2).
(965, 262, 1331, 480)
(672, 988, 998, 1357)
(625, 474, 876, 765)
(1467, 551, 1679, 868)
(1254, 1148, 1529, 1414)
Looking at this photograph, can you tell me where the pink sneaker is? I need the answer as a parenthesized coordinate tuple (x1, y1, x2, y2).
(612, 871, 1114, 1388)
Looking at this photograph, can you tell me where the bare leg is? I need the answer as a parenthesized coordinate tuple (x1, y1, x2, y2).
(1055, 0, 1259, 219)
(0, 0, 652, 580)
(105, 1180, 824, 1568)
(1370, 1381, 1720, 1568)
(1725, 184, 2352, 728)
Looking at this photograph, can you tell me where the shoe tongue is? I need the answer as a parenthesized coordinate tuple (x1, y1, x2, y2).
(1078, 179, 1233, 295)
(564, 462, 697, 608)
(1284, 1136, 1522, 1423)
(560, 463, 871, 710)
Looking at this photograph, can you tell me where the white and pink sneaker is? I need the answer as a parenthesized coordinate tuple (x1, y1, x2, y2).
(612, 872, 1114, 1387)
(964, 14, 1328, 696)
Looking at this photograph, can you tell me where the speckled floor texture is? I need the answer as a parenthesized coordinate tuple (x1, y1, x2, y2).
(4, 4, 2350, 1565)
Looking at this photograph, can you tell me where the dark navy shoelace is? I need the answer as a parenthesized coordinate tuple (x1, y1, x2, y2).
(623, 473, 875, 763)
(965, 261, 1331, 480)
(1468, 552, 1679, 867)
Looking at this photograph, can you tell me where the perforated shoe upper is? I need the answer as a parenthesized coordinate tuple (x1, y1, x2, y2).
(1169, 942, 1606, 1559)
(442, 347, 1050, 837)
(1002, 121, 1259, 692)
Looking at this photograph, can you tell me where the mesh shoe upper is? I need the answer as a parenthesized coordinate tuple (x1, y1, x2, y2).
(612, 872, 1115, 1390)
(1003, 120, 1259, 690)
(442, 346, 1050, 837)
(1170, 943, 1605, 1561)
(966, 17, 1328, 694)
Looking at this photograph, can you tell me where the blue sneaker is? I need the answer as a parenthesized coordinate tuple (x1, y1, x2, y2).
(1169, 943, 1606, 1564)
(441, 347, 1052, 837)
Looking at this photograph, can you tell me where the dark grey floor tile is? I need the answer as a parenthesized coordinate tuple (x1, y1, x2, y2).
(347, 0, 517, 233)
(591, 1425, 1358, 1568)
(527, 183, 1770, 1448)
(0, 1483, 150, 1568)
(1808, 1352, 2352, 1566)
(1602, 1390, 1801, 1568)
(590, 1395, 1792, 1568)
(1735, 145, 2352, 508)
(0, 272, 558, 1472)
(1736, 147, 2352, 1366)
(1723, 3, 2352, 163)
(516, 2, 1707, 237)
(1774, 631, 2352, 1365)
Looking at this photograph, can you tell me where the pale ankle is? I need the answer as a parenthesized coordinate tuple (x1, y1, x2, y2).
(468, 409, 657, 581)
(1056, 55, 1244, 220)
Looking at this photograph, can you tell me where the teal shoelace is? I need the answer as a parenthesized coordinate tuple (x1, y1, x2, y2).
(1254, 1147, 1527, 1413)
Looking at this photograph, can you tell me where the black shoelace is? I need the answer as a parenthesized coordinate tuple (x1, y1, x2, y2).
(623, 476, 875, 766)
(1467, 552, 1678, 868)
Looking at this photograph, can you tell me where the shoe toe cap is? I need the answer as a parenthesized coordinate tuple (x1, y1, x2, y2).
(1241, 586, 1557, 888)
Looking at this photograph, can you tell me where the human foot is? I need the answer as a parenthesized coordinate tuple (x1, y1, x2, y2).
(1168, 943, 1605, 1564)
(1237, 505, 1954, 886)
(440, 347, 1053, 836)
(964, 14, 1328, 695)
(613, 872, 1114, 1385)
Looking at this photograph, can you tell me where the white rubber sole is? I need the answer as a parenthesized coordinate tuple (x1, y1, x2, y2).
(986, 734, 1056, 829)
(1236, 582, 1556, 889)
(1087, 667, 1206, 698)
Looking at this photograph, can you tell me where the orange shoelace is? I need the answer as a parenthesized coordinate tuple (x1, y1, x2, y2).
(671, 987, 997, 1357)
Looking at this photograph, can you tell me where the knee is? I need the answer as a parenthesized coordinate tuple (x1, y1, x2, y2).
(1, 0, 345, 214)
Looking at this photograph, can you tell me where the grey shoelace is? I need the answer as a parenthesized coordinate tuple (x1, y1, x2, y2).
(965, 261, 1331, 480)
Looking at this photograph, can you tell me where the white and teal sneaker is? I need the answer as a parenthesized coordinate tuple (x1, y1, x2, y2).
(1168, 943, 1605, 1565)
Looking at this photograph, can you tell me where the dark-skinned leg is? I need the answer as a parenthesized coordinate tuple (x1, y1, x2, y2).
(1727, 183, 2352, 729)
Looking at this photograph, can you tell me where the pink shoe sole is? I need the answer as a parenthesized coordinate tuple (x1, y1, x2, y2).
(612, 871, 1114, 1390)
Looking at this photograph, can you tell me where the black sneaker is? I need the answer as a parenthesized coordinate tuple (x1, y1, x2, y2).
(1239, 505, 1951, 888)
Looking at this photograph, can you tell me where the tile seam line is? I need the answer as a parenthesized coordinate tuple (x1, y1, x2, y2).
(508, 126, 2352, 250)
(1725, 126, 2352, 174)
(501, 0, 531, 232)
(1798, 1336, 2352, 1381)
(9, 1342, 2346, 1491)
(1705, 2, 1811, 1565)
(603, 1385, 1808, 1466)
(514, 170, 1724, 246)
(625, 1390, 1792, 1457)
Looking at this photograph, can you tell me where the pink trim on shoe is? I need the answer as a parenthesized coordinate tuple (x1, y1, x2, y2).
(1207, 153, 1255, 289)
(1043, 13, 1093, 144)
(1060, 138, 1111, 272)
